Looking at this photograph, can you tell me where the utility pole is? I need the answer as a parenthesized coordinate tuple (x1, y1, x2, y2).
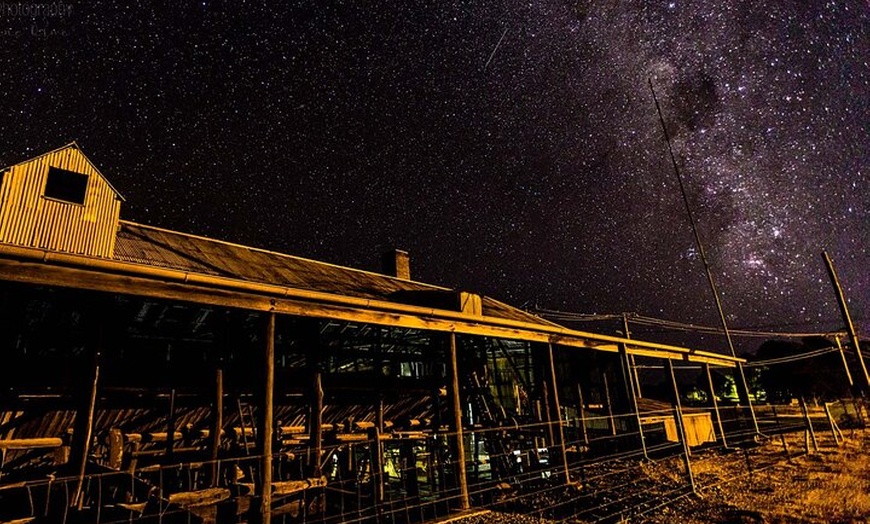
(822, 251, 870, 389)
(649, 79, 759, 435)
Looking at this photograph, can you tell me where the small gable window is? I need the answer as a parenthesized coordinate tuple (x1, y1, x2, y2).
(44, 166, 88, 205)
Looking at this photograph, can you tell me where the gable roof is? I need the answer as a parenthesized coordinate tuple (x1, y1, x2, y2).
(1, 142, 126, 202)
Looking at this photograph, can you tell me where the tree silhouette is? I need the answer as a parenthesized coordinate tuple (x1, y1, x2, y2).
(750, 337, 852, 402)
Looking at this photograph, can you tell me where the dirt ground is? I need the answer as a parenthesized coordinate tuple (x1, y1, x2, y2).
(455, 428, 870, 524)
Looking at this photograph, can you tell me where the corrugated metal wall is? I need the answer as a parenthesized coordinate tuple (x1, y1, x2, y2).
(0, 146, 121, 257)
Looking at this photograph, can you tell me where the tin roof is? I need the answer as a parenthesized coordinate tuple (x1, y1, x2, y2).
(112, 220, 554, 327)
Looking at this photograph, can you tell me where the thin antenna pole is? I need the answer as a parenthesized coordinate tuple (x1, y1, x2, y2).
(648, 79, 759, 434)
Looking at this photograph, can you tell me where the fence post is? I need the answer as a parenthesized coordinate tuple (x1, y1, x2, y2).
(673, 405, 696, 493)
(667, 359, 696, 493)
(823, 403, 841, 446)
(603, 373, 616, 437)
(703, 363, 728, 448)
(800, 398, 818, 453)
(619, 343, 647, 460)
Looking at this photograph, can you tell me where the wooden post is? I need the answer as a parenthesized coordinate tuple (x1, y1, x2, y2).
(542, 381, 555, 447)
(823, 403, 840, 446)
(401, 441, 419, 498)
(834, 335, 855, 388)
(602, 373, 616, 436)
(370, 427, 384, 505)
(666, 359, 696, 493)
(735, 363, 760, 436)
(823, 251, 870, 389)
(211, 366, 224, 486)
(800, 398, 818, 453)
(167, 388, 176, 459)
(311, 371, 323, 477)
(576, 383, 589, 447)
(447, 332, 469, 510)
(779, 433, 791, 462)
(259, 312, 276, 524)
(703, 363, 728, 448)
(622, 314, 642, 398)
(72, 347, 100, 509)
(545, 344, 570, 483)
(619, 343, 647, 460)
(372, 396, 385, 505)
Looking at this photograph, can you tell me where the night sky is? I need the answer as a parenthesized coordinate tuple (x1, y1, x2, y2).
(1, 2, 867, 352)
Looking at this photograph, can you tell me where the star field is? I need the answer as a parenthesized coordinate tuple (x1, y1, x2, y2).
(0, 1, 867, 352)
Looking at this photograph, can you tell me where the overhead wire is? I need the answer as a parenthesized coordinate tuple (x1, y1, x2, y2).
(532, 308, 846, 339)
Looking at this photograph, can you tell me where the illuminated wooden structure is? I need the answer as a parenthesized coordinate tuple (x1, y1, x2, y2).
(0, 143, 122, 257)
(0, 146, 742, 523)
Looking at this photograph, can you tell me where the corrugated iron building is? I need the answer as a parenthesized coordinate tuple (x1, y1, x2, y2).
(0, 143, 122, 257)
(0, 146, 742, 524)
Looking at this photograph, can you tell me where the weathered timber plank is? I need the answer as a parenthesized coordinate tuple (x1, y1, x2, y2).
(167, 487, 231, 508)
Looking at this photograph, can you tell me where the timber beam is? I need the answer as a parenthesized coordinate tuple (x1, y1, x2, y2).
(0, 249, 742, 367)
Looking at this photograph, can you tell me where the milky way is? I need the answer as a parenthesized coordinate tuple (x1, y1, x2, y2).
(0, 1, 867, 353)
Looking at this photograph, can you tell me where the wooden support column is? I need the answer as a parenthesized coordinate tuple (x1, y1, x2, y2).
(167, 388, 176, 459)
(622, 314, 642, 398)
(542, 381, 555, 447)
(703, 363, 728, 448)
(619, 343, 647, 460)
(666, 359, 695, 493)
(71, 345, 100, 509)
(369, 427, 384, 504)
(211, 366, 224, 486)
(576, 383, 589, 447)
(258, 312, 276, 524)
(602, 373, 616, 436)
(401, 441, 420, 498)
(447, 332, 469, 510)
(311, 371, 323, 477)
(545, 344, 570, 483)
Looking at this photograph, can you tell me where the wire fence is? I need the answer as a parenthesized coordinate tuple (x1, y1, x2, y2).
(0, 396, 862, 524)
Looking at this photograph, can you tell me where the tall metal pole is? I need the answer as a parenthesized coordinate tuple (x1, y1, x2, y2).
(822, 251, 870, 389)
(649, 79, 758, 435)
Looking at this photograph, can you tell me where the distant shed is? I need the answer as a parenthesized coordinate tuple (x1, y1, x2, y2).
(0, 143, 123, 258)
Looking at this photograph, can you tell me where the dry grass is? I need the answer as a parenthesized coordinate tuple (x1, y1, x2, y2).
(640, 430, 870, 524)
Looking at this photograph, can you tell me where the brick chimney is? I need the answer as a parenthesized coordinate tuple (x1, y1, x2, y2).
(382, 249, 410, 280)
